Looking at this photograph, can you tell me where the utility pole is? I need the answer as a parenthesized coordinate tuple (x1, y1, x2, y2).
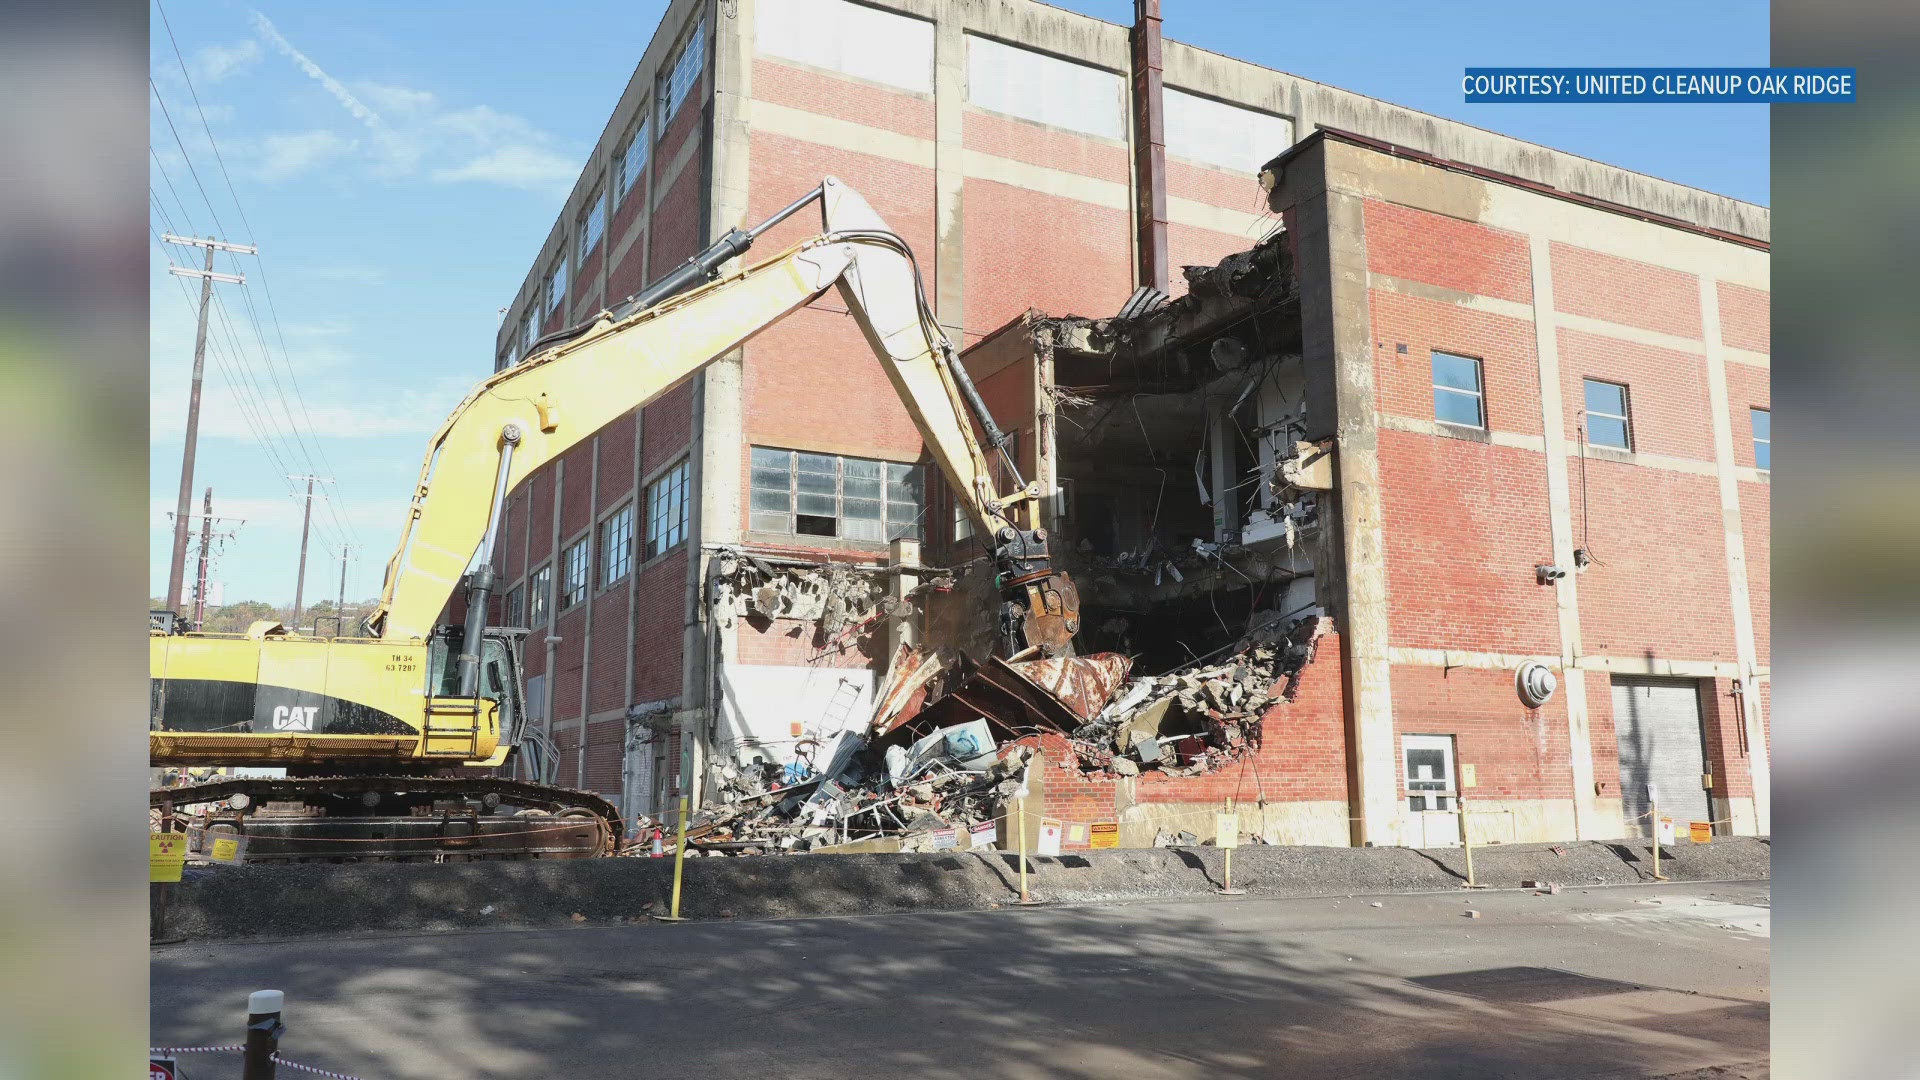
(161, 233, 255, 611)
(287, 475, 333, 629)
(195, 488, 213, 629)
(336, 543, 354, 635)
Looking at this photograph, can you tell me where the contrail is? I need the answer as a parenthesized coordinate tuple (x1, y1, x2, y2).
(248, 9, 393, 137)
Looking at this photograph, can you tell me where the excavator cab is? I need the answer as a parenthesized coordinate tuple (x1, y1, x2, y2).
(426, 626, 529, 760)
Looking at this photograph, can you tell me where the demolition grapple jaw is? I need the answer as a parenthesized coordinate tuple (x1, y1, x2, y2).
(992, 526, 1081, 658)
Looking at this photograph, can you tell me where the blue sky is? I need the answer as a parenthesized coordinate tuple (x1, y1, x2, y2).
(149, 0, 1768, 608)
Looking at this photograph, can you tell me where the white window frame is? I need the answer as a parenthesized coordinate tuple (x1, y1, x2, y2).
(578, 182, 606, 259)
(1431, 351, 1486, 429)
(616, 115, 650, 200)
(645, 458, 690, 561)
(599, 502, 634, 587)
(1582, 378, 1633, 451)
(658, 17, 705, 128)
(503, 583, 525, 627)
(559, 536, 590, 610)
(545, 255, 567, 318)
(748, 447, 924, 543)
(528, 564, 551, 627)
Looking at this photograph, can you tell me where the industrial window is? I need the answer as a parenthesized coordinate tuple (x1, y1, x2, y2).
(616, 117, 650, 200)
(757, 0, 933, 94)
(1165, 89, 1293, 173)
(645, 459, 690, 560)
(1582, 378, 1632, 450)
(545, 256, 567, 317)
(497, 343, 515, 372)
(578, 183, 606, 258)
(749, 447, 923, 542)
(1750, 408, 1770, 471)
(965, 36, 1124, 140)
(658, 18, 705, 128)
(528, 564, 551, 626)
(523, 306, 538, 353)
(503, 584, 524, 627)
(1431, 352, 1485, 428)
(953, 501, 972, 543)
(560, 537, 590, 610)
(599, 502, 634, 585)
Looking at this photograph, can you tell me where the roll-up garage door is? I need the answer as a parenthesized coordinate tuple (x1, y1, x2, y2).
(1611, 676, 1710, 835)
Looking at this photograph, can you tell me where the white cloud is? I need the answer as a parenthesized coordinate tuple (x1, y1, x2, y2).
(431, 146, 579, 194)
(194, 39, 262, 83)
(257, 129, 355, 181)
(247, 12, 577, 195)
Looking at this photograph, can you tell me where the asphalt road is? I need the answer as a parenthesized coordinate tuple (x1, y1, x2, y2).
(151, 880, 1769, 1079)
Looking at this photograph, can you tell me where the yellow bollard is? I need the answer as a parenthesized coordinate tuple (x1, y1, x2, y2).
(1651, 798, 1668, 881)
(1457, 790, 1484, 889)
(1217, 798, 1244, 895)
(655, 794, 692, 922)
(1013, 795, 1044, 906)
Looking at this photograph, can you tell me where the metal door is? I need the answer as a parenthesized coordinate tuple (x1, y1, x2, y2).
(1611, 676, 1710, 836)
(1403, 734, 1460, 847)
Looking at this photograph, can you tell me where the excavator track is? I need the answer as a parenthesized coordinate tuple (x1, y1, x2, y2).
(150, 775, 622, 863)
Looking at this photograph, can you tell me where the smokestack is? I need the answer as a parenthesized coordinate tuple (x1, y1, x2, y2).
(1130, 0, 1168, 294)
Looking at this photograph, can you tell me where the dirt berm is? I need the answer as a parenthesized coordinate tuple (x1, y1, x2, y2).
(161, 836, 1768, 942)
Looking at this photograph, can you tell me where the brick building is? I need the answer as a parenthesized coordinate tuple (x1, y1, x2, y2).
(484, 0, 1769, 846)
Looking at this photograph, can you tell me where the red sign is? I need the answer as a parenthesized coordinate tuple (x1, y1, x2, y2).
(150, 1057, 178, 1080)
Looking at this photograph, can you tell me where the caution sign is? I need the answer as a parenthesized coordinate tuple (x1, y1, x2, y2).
(969, 820, 998, 849)
(1216, 812, 1240, 849)
(1089, 822, 1120, 849)
(150, 1055, 180, 1080)
(1689, 820, 1713, 844)
(928, 828, 958, 851)
(1656, 816, 1676, 846)
(206, 833, 249, 865)
(150, 831, 187, 883)
(1036, 818, 1063, 857)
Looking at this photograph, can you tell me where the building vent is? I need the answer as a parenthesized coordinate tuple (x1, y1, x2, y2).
(1516, 662, 1557, 708)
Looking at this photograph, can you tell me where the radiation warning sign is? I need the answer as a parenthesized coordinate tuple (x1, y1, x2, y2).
(150, 832, 187, 883)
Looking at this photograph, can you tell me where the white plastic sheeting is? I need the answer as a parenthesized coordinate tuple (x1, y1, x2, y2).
(1166, 88, 1294, 174)
(966, 35, 1124, 140)
(757, 0, 934, 94)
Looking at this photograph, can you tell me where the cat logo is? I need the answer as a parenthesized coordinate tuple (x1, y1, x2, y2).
(271, 704, 320, 731)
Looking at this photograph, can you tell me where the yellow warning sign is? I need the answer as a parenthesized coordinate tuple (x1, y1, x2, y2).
(208, 835, 248, 864)
(150, 831, 187, 883)
(1089, 822, 1120, 849)
(1689, 821, 1712, 844)
(1216, 813, 1239, 848)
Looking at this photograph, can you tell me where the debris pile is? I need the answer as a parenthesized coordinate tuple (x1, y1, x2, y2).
(1066, 613, 1330, 778)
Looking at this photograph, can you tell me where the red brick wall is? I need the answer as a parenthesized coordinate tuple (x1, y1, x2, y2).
(642, 380, 694, 474)
(1376, 430, 1560, 656)
(1573, 462, 1736, 661)
(655, 69, 707, 172)
(1369, 290, 1541, 434)
(1717, 280, 1769, 353)
(963, 179, 1133, 332)
(1740, 480, 1769, 664)
(1550, 242, 1701, 340)
(558, 441, 594, 540)
(583, 717, 626, 794)
(575, 243, 605, 312)
(1725, 363, 1770, 470)
(1366, 201, 1532, 305)
(1557, 328, 1715, 462)
(1698, 677, 1753, 800)
(650, 164, 703, 276)
(632, 547, 686, 702)
(608, 234, 648, 303)
(1391, 664, 1572, 801)
(733, 616, 885, 669)
(552, 604, 586, 718)
(1035, 632, 1351, 839)
(589, 584, 629, 714)
(755, 58, 933, 139)
(962, 107, 1127, 181)
(597, 414, 637, 505)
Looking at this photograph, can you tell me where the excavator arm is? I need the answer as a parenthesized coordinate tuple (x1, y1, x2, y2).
(368, 177, 1078, 672)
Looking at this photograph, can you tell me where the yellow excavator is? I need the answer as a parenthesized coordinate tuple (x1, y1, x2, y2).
(150, 178, 1079, 861)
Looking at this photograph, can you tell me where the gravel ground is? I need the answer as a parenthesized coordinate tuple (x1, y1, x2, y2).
(160, 835, 1769, 941)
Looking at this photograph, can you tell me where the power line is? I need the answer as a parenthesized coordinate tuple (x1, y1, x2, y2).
(154, 0, 362, 552)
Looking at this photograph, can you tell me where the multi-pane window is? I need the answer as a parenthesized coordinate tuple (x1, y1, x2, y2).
(646, 459, 690, 560)
(659, 18, 705, 127)
(616, 117, 650, 200)
(523, 307, 538, 354)
(1431, 351, 1485, 428)
(503, 584, 524, 627)
(528, 564, 551, 627)
(1582, 378, 1632, 450)
(1751, 407, 1770, 471)
(560, 537, 590, 609)
(599, 503, 634, 585)
(749, 447, 923, 542)
(545, 256, 567, 317)
(578, 184, 606, 258)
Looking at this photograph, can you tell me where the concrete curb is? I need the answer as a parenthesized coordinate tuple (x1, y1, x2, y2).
(160, 836, 1768, 942)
